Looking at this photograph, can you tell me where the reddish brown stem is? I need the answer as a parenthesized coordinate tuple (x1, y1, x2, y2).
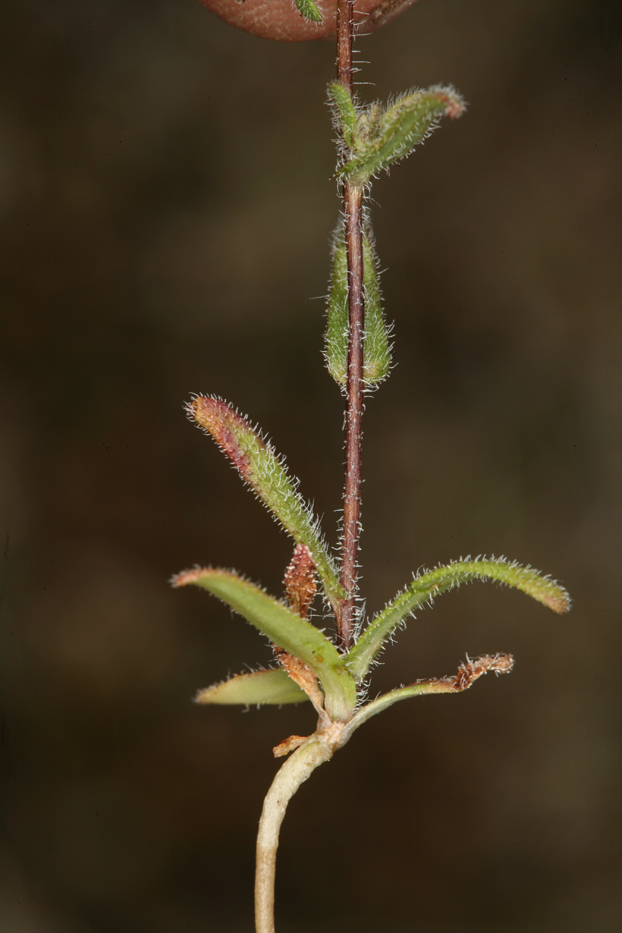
(336, 0, 364, 653)
(336, 0, 354, 88)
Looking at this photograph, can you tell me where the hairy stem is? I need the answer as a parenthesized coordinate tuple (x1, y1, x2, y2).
(337, 0, 365, 652)
(255, 737, 336, 933)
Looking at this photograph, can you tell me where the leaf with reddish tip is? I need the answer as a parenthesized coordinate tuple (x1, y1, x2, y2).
(187, 396, 344, 612)
(173, 567, 357, 722)
(196, 668, 308, 706)
(346, 558, 570, 682)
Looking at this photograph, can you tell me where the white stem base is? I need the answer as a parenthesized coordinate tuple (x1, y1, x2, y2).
(254, 729, 342, 933)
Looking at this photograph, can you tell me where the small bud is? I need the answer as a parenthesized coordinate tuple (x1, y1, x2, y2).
(284, 544, 318, 620)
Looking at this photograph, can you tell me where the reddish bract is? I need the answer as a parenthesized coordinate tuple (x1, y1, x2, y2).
(199, 0, 418, 43)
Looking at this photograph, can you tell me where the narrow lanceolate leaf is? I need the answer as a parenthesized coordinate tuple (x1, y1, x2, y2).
(340, 655, 514, 744)
(362, 231, 392, 386)
(346, 558, 570, 682)
(324, 232, 349, 386)
(328, 81, 358, 150)
(293, 0, 323, 24)
(324, 229, 392, 389)
(172, 568, 357, 722)
(187, 396, 344, 611)
(339, 85, 465, 187)
(196, 668, 308, 706)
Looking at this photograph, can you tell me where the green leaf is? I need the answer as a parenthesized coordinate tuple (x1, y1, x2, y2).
(187, 397, 344, 612)
(341, 654, 514, 743)
(324, 232, 349, 386)
(346, 558, 570, 682)
(196, 668, 308, 706)
(173, 567, 357, 722)
(339, 85, 465, 187)
(362, 231, 392, 386)
(293, 0, 323, 24)
(324, 228, 392, 389)
(328, 81, 358, 150)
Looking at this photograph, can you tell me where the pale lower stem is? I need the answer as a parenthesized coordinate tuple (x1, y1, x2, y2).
(254, 737, 335, 933)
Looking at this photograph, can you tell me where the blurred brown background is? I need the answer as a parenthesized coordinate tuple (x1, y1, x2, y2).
(1, 1, 621, 931)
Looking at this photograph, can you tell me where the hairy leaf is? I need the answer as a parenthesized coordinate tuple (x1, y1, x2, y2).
(328, 80, 358, 149)
(346, 558, 570, 681)
(338, 85, 465, 187)
(324, 228, 392, 389)
(293, 0, 323, 24)
(341, 654, 514, 742)
(362, 231, 392, 385)
(173, 567, 357, 721)
(187, 396, 344, 611)
(324, 233, 349, 386)
(196, 668, 308, 706)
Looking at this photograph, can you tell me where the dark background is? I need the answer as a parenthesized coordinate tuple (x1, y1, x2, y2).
(1, 1, 621, 931)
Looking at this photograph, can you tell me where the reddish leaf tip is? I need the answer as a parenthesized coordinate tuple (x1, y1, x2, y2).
(187, 395, 256, 479)
(544, 588, 571, 614)
(171, 566, 232, 589)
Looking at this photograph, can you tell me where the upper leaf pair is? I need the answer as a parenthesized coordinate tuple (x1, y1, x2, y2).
(325, 227, 392, 390)
(329, 82, 465, 187)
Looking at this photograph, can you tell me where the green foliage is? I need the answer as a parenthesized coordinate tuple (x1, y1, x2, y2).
(329, 82, 465, 188)
(177, 52, 569, 774)
(196, 669, 308, 706)
(173, 16, 575, 933)
(175, 47, 573, 932)
(173, 567, 357, 722)
(328, 81, 357, 149)
(325, 228, 392, 389)
(187, 396, 344, 611)
(341, 654, 515, 743)
(346, 558, 570, 682)
(293, 0, 323, 24)
(324, 231, 349, 385)
(362, 231, 392, 384)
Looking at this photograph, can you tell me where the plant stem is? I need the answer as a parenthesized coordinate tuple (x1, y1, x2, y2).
(337, 0, 365, 653)
(254, 736, 336, 933)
